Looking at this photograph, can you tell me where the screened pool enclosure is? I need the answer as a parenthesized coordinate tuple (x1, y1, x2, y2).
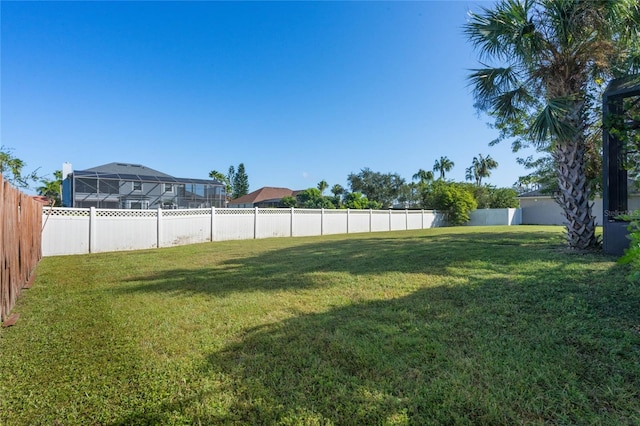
(62, 163, 226, 209)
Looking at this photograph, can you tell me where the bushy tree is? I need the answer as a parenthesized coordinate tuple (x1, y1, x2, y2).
(347, 168, 405, 208)
(343, 192, 382, 210)
(513, 155, 557, 194)
(488, 187, 519, 208)
(296, 188, 335, 209)
(421, 181, 477, 225)
(462, 183, 519, 209)
(0, 146, 39, 188)
(280, 196, 297, 208)
(397, 182, 421, 208)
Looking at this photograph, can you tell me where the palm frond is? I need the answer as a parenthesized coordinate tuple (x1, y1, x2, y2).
(492, 86, 533, 120)
(468, 66, 519, 109)
(464, 0, 537, 62)
(529, 97, 578, 144)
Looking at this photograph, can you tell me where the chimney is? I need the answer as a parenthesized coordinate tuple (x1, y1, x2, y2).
(62, 162, 73, 179)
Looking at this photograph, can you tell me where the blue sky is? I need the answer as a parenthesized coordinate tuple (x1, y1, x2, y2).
(2, 0, 537, 194)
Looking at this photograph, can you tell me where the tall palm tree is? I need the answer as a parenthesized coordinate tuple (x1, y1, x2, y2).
(465, 0, 639, 250)
(466, 154, 499, 186)
(330, 184, 345, 207)
(317, 180, 329, 195)
(433, 156, 454, 180)
(412, 169, 434, 184)
(330, 184, 344, 198)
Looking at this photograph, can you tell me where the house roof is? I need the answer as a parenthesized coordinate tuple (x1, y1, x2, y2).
(229, 187, 300, 205)
(32, 195, 52, 204)
(73, 162, 222, 185)
(85, 162, 173, 178)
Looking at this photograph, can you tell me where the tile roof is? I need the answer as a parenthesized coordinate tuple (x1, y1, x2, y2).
(229, 187, 300, 204)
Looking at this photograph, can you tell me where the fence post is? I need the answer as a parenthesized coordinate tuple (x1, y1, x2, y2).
(89, 207, 96, 253)
(157, 207, 163, 248)
(254, 207, 259, 239)
(369, 209, 372, 232)
(347, 208, 350, 234)
(211, 207, 216, 241)
(389, 209, 392, 231)
(406, 209, 409, 230)
(321, 208, 325, 236)
(290, 207, 294, 237)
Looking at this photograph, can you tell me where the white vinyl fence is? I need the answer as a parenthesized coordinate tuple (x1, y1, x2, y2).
(41, 207, 521, 256)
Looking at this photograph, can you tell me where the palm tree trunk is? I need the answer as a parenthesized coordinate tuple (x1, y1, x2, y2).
(553, 137, 599, 250)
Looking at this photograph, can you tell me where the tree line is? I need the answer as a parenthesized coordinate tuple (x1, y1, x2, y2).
(278, 155, 518, 226)
(1, 146, 515, 226)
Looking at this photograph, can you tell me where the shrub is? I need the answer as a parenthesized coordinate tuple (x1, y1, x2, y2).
(461, 184, 519, 209)
(618, 214, 640, 282)
(280, 196, 298, 208)
(489, 187, 519, 208)
(343, 192, 381, 210)
(422, 181, 477, 225)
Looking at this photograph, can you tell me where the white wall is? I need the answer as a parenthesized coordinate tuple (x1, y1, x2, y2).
(520, 195, 640, 225)
(41, 207, 520, 256)
(468, 208, 522, 226)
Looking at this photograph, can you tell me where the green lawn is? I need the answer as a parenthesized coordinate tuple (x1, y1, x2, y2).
(1, 226, 639, 425)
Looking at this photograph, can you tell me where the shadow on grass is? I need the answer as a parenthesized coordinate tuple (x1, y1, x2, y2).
(111, 264, 640, 425)
(108, 230, 640, 424)
(117, 230, 571, 297)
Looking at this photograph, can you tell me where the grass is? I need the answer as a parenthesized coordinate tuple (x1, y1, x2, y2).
(1, 225, 639, 425)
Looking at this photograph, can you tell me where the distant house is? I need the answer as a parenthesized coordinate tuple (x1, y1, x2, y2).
(518, 185, 640, 225)
(227, 187, 301, 208)
(62, 162, 226, 209)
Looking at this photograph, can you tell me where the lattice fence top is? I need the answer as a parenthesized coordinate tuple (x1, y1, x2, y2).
(43, 207, 437, 218)
(97, 209, 157, 218)
(293, 209, 323, 215)
(216, 209, 257, 215)
(257, 209, 291, 215)
(163, 209, 210, 217)
(43, 207, 90, 217)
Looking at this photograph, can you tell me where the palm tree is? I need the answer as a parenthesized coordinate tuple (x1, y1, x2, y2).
(433, 156, 454, 180)
(330, 184, 345, 207)
(466, 154, 499, 186)
(330, 184, 344, 198)
(465, 0, 639, 250)
(412, 169, 434, 184)
(209, 170, 232, 194)
(317, 180, 329, 195)
(37, 170, 62, 206)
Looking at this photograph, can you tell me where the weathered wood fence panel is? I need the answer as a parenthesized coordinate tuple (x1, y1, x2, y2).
(1, 176, 43, 322)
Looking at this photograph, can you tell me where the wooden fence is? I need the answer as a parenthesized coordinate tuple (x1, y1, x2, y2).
(1, 175, 43, 323)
